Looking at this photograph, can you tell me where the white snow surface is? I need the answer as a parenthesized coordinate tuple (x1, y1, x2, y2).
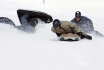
(0, 0, 104, 70)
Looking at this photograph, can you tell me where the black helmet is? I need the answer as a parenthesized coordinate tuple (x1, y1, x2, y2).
(75, 11, 81, 18)
(29, 18, 38, 27)
(53, 19, 61, 28)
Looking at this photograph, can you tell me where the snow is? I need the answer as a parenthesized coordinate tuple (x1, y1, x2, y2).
(0, 0, 104, 70)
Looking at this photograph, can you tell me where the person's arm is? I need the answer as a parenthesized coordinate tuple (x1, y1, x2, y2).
(72, 23, 92, 40)
(51, 27, 62, 37)
(71, 23, 82, 33)
(55, 33, 61, 37)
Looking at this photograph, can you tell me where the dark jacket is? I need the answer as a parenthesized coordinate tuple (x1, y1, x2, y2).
(71, 16, 94, 33)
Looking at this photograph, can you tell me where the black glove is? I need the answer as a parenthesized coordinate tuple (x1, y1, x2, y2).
(86, 35, 92, 40)
(77, 32, 85, 39)
(55, 33, 61, 37)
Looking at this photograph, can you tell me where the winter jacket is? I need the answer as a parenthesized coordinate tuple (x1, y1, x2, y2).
(71, 16, 94, 33)
(51, 21, 87, 36)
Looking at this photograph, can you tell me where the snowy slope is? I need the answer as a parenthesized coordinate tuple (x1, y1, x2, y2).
(0, 0, 104, 70)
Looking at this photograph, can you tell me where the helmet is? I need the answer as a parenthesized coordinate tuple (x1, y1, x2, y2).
(75, 11, 81, 18)
(29, 18, 38, 27)
(53, 19, 61, 28)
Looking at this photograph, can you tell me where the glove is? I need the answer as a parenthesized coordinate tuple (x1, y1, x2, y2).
(86, 35, 92, 40)
(55, 33, 61, 37)
(77, 32, 85, 39)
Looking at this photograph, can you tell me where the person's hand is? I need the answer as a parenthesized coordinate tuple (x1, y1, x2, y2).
(77, 32, 85, 39)
(86, 35, 92, 40)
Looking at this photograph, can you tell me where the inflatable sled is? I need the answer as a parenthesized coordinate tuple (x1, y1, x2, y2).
(17, 9, 53, 24)
(59, 33, 80, 41)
